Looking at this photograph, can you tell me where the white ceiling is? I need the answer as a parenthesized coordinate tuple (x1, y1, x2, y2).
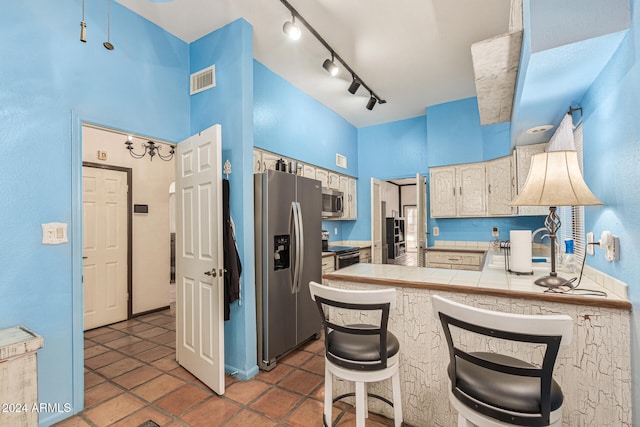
(116, 0, 512, 128)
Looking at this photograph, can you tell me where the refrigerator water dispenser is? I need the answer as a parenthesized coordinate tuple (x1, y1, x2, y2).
(274, 235, 290, 270)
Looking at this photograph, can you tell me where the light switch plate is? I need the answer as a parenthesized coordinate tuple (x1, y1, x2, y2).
(587, 232, 595, 255)
(42, 222, 68, 245)
(433, 226, 440, 237)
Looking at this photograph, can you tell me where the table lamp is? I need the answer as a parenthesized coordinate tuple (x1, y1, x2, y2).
(511, 150, 602, 289)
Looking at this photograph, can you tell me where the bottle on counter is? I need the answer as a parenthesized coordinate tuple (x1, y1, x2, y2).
(562, 239, 577, 273)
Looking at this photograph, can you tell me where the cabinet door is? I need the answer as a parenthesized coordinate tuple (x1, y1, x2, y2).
(348, 178, 357, 220)
(515, 143, 548, 216)
(315, 169, 329, 188)
(328, 172, 340, 190)
(302, 164, 316, 179)
(253, 150, 263, 173)
(429, 167, 456, 218)
(486, 156, 515, 216)
(338, 176, 350, 219)
(456, 163, 487, 217)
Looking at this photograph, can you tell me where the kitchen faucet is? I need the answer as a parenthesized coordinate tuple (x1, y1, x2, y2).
(531, 227, 549, 242)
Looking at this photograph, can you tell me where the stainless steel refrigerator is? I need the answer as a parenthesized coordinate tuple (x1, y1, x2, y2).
(254, 169, 323, 371)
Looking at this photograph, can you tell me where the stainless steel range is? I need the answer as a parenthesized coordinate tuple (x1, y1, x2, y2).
(326, 245, 360, 269)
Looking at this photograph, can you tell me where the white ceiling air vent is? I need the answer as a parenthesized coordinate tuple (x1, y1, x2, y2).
(336, 153, 347, 169)
(190, 65, 216, 95)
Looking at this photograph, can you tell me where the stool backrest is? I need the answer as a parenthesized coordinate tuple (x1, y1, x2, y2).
(309, 281, 396, 370)
(432, 295, 573, 426)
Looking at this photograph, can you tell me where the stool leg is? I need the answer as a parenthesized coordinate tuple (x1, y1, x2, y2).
(355, 381, 366, 427)
(363, 382, 369, 419)
(391, 371, 403, 427)
(324, 364, 333, 426)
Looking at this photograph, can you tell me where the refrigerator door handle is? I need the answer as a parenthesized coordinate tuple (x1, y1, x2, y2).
(291, 201, 301, 294)
(295, 202, 304, 293)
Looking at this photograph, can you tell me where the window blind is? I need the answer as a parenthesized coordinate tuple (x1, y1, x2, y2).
(557, 124, 585, 259)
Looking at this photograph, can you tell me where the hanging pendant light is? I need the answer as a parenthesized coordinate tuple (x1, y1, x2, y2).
(103, 0, 114, 50)
(80, 0, 87, 42)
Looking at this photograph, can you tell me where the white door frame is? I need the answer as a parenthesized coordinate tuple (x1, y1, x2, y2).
(371, 178, 383, 264)
(82, 162, 133, 322)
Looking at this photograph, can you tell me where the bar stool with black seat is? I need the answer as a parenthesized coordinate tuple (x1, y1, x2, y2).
(309, 281, 403, 427)
(432, 295, 573, 427)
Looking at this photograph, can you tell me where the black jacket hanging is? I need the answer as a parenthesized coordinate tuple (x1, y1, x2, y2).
(222, 179, 241, 320)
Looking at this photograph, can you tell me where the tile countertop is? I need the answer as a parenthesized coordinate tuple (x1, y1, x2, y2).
(323, 250, 631, 310)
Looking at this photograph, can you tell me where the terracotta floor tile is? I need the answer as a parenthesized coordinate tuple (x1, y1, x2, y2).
(120, 322, 156, 334)
(255, 363, 294, 384)
(84, 394, 145, 426)
(84, 344, 109, 359)
(145, 315, 175, 327)
(285, 398, 326, 427)
(90, 329, 128, 344)
(224, 379, 270, 405)
(103, 334, 143, 349)
(84, 381, 122, 408)
(50, 415, 91, 427)
(84, 371, 105, 389)
(150, 356, 179, 372)
(280, 349, 314, 367)
(223, 409, 278, 427)
(132, 374, 186, 402)
(132, 326, 167, 339)
(85, 350, 127, 370)
(84, 327, 113, 339)
(109, 319, 142, 331)
(250, 387, 302, 420)
(279, 369, 324, 396)
(301, 355, 325, 375)
(181, 396, 242, 427)
(96, 357, 144, 379)
(113, 365, 162, 389)
(148, 330, 175, 345)
(109, 406, 172, 427)
(154, 384, 212, 416)
(334, 410, 393, 426)
(299, 338, 325, 355)
(118, 340, 158, 356)
(134, 345, 174, 363)
(169, 365, 198, 383)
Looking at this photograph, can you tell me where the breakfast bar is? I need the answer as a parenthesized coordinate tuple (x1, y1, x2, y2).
(322, 254, 632, 426)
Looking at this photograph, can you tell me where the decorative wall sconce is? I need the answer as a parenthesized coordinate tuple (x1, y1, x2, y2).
(125, 136, 175, 161)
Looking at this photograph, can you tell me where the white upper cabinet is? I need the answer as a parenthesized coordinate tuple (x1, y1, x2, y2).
(302, 164, 316, 179)
(514, 143, 548, 216)
(261, 152, 281, 171)
(315, 169, 329, 188)
(430, 167, 457, 218)
(486, 155, 516, 216)
(348, 177, 357, 220)
(456, 163, 487, 217)
(253, 150, 263, 173)
(328, 171, 340, 190)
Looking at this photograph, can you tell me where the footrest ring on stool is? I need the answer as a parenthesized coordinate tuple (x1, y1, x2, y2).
(322, 392, 396, 427)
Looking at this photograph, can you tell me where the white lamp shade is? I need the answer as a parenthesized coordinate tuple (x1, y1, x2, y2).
(511, 151, 602, 207)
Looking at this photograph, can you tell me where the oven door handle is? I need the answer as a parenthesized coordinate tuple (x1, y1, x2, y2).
(338, 252, 360, 260)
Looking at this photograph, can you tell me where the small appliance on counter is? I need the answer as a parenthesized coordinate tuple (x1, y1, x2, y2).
(509, 230, 533, 275)
(321, 229, 330, 251)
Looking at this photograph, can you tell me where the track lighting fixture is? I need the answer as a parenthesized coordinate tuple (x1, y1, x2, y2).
(322, 53, 339, 76)
(366, 93, 378, 111)
(348, 75, 361, 94)
(103, 0, 114, 50)
(80, 0, 87, 42)
(125, 136, 175, 161)
(282, 15, 301, 40)
(278, 0, 386, 110)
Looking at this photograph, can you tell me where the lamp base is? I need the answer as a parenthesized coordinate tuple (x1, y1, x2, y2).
(535, 275, 570, 289)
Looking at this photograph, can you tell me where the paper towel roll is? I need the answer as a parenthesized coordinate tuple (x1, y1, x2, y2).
(510, 230, 532, 274)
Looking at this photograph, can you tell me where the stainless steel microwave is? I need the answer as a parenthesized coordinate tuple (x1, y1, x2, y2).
(321, 188, 344, 218)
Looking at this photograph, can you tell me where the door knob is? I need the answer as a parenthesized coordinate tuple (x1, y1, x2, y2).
(204, 269, 217, 277)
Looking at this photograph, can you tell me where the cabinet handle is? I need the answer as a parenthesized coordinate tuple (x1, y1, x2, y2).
(459, 187, 462, 195)
(488, 184, 492, 194)
(453, 187, 456, 196)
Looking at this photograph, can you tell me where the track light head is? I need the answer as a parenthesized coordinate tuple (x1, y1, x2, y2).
(348, 76, 361, 94)
(80, 21, 87, 42)
(282, 16, 301, 40)
(322, 55, 339, 77)
(366, 94, 378, 110)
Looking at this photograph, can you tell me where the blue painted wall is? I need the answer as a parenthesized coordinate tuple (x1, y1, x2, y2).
(253, 61, 358, 177)
(347, 116, 429, 240)
(579, 0, 640, 420)
(0, 1, 189, 425)
(190, 19, 258, 380)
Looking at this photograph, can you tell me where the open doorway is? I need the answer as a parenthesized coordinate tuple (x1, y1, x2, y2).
(82, 124, 175, 327)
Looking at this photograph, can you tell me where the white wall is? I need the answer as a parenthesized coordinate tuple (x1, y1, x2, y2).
(82, 126, 174, 314)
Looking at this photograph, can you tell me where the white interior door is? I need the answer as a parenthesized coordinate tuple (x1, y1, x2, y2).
(371, 178, 383, 264)
(82, 166, 128, 330)
(175, 125, 225, 394)
(416, 173, 428, 267)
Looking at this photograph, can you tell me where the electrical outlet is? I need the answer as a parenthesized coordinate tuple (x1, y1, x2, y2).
(587, 232, 595, 255)
(492, 226, 499, 238)
(433, 226, 439, 237)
